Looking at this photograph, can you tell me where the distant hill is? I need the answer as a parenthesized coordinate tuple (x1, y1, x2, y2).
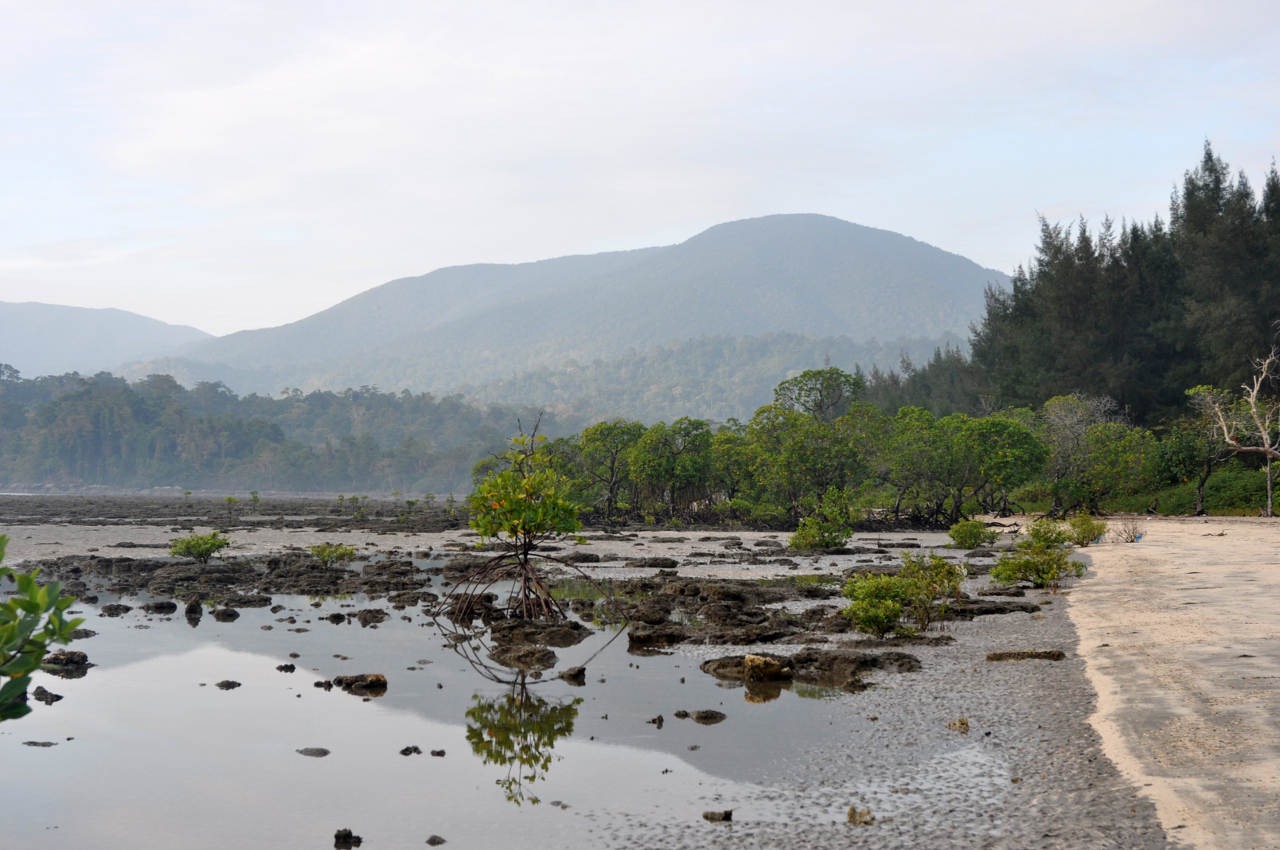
(463, 332, 966, 423)
(0, 302, 211, 379)
(126, 214, 1007, 397)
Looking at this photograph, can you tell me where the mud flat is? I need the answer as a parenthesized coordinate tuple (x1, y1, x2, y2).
(1071, 517, 1280, 850)
(1, 502, 1171, 848)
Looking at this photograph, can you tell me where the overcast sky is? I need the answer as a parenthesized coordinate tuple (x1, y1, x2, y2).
(2, 1, 1277, 336)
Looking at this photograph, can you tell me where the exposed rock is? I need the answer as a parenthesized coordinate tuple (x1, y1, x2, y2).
(489, 617, 590, 648)
(848, 806, 875, 825)
(399, 745, 422, 756)
(558, 666, 587, 686)
(701, 649, 920, 692)
(426, 836, 446, 846)
(332, 674, 388, 696)
(356, 608, 389, 628)
(141, 601, 178, 615)
(23, 740, 57, 747)
(43, 650, 94, 679)
(297, 747, 330, 757)
(692, 710, 726, 725)
(100, 603, 133, 617)
(32, 686, 62, 705)
(623, 557, 679, 570)
(628, 622, 690, 650)
(986, 649, 1066, 662)
(276, 664, 296, 673)
(211, 607, 240, 622)
(488, 644, 557, 671)
(702, 810, 733, 823)
(215, 680, 241, 690)
(333, 827, 362, 848)
(69, 628, 97, 640)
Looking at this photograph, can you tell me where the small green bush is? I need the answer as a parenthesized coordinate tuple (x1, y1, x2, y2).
(898, 552, 967, 632)
(169, 532, 231, 564)
(1066, 515, 1108, 547)
(790, 486, 857, 551)
(948, 520, 999, 549)
(841, 574, 911, 637)
(1025, 518, 1070, 548)
(990, 544, 1083, 589)
(309, 542, 357, 568)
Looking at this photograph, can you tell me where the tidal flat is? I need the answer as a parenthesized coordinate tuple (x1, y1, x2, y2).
(4, 496, 1169, 849)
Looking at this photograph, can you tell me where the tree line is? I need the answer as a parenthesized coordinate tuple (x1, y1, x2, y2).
(867, 143, 1280, 425)
(507, 365, 1272, 526)
(0, 370, 570, 493)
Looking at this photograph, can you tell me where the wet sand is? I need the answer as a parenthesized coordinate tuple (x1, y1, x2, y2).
(1069, 517, 1280, 850)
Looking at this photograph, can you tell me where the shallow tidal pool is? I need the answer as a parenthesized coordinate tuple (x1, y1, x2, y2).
(7, 589, 872, 849)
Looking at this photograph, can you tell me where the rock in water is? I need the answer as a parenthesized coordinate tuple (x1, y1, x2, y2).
(333, 827, 362, 848)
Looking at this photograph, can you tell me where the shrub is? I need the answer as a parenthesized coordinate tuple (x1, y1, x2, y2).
(1066, 515, 1108, 547)
(990, 544, 1083, 589)
(841, 574, 911, 637)
(948, 520, 999, 549)
(898, 552, 967, 632)
(169, 532, 231, 564)
(1, 534, 84, 722)
(1024, 518, 1070, 548)
(789, 486, 857, 551)
(309, 542, 357, 567)
(1112, 519, 1145, 543)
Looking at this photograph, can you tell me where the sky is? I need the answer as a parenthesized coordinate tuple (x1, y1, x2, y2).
(2, 0, 1278, 337)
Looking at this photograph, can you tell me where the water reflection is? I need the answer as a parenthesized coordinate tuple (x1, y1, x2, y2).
(465, 675, 582, 805)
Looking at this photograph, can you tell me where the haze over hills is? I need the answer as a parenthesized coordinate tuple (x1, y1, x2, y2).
(0, 302, 210, 379)
(121, 214, 1007, 408)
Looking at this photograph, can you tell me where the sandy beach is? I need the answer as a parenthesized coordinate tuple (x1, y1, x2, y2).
(1070, 517, 1280, 850)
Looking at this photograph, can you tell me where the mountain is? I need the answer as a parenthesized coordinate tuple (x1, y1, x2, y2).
(0, 302, 211, 379)
(125, 214, 1008, 397)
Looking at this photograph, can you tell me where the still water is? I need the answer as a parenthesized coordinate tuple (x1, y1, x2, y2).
(7, 590, 858, 848)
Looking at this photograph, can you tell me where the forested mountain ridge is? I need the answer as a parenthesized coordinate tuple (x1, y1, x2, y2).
(463, 332, 965, 423)
(124, 214, 1006, 396)
(0, 302, 210, 379)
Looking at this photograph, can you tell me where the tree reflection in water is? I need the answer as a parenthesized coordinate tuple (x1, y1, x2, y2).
(465, 676, 582, 805)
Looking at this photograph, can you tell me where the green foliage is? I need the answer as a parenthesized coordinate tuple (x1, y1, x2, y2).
(948, 520, 999, 549)
(841, 553, 966, 636)
(0, 535, 84, 722)
(897, 552, 966, 632)
(1066, 515, 1108, 547)
(1025, 518, 1070, 548)
(468, 434, 582, 557)
(789, 486, 857, 550)
(308, 542, 357, 567)
(169, 532, 231, 564)
(841, 574, 911, 638)
(991, 544, 1083, 589)
(773, 367, 864, 422)
(465, 688, 581, 805)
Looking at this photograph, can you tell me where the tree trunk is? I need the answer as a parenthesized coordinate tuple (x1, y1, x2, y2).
(1268, 457, 1275, 518)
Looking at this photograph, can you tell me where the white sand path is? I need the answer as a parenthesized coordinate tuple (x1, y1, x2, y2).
(1069, 517, 1280, 850)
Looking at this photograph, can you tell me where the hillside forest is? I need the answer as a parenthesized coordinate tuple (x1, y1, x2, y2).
(2, 144, 1278, 521)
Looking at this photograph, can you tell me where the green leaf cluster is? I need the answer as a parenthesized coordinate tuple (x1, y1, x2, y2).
(169, 532, 231, 564)
(789, 486, 858, 550)
(308, 542, 357, 567)
(1066, 515, 1108, 547)
(1, 535, 84, 722)
(842, 552, 966, 637)
(468, 434, 582, 557)
(990, 543, 1083, 589)
(948, 520, 999, 549)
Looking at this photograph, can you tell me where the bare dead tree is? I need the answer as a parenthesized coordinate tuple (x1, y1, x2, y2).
(1191, 348, 1280, 517)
